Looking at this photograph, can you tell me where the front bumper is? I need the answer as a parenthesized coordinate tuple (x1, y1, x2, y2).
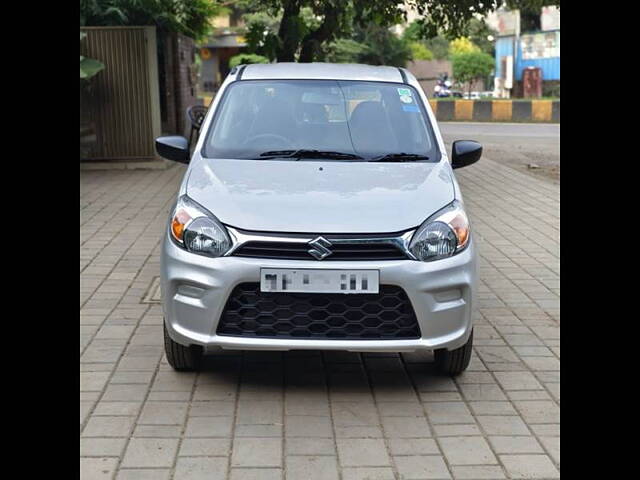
(161, 233, 477, 353)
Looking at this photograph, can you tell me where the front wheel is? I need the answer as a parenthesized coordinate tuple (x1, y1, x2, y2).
(163, 322, 203, 371)
(434, 329, 473, 376)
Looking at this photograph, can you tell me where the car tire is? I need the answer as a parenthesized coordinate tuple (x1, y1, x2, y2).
(164, 322, 203, 371)
(434, 329, 473, 376)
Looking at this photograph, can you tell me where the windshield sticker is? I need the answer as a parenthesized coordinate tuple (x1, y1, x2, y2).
(402, 105, 420, 113)
(397, 87, 412, 97)
(399, 94, 413, 104)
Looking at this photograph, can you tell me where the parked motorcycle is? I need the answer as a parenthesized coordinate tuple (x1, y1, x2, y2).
(433, 74, 463, 98)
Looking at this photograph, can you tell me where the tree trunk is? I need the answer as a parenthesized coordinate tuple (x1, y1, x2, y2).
(298, 6, 340, 63)
(276, 0, 302, 62)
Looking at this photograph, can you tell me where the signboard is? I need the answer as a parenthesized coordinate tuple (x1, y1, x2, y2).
(541, 6, 560, 31)
(520, 31, 560, 59)
(487, 8, 520, 36)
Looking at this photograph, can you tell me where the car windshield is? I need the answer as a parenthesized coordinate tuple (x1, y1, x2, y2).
(203, 79, 439, 161)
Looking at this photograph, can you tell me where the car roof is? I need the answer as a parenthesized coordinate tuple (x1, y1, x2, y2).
(240, 62, 405, 83)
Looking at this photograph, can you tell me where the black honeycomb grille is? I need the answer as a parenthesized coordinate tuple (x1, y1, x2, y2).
(216, 283, 421, 340)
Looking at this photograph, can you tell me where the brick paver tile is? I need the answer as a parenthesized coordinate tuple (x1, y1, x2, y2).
(341, 467, 396, 480)
(231, 437, 282, 467)
(116, 469, 171, 480)
(82, 416, 135, 438)
(489, 435, 544, 454)
(450, 465, 506, 479)
(184, 416, 234, 437)
(476, 415, 530, 436)
(286, 455, 340, 480)
(336, 438, 391, 467)
(80, 457, 119, 480)
(439, 436, 498, 465)
(229, 468, 283, 480)
(80, 437, 127, 457)
(178, 438, 231, 457)
(393, 455, 451, 479)
(138, 401, 188, 425)
(286, 437, 336, 456)
(499, 454, 560, 479)
(173, 457, 228, 480)
(121, 438, 179, 468)
(285, 415, 333, 437)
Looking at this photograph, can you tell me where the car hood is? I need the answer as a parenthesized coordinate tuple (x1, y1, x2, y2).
(186, 158, 455, 233)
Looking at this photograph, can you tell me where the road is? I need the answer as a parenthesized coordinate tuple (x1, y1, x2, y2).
(439, 122, 560, 184)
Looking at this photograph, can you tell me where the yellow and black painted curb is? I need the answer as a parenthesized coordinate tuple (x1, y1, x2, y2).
(428, 99, 559, 123)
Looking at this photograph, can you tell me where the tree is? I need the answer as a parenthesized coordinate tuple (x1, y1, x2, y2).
(229, 53, 270, 68)
(449, 37, 479, 56)
(409, 42, 433, 61)
(237, 0, 560, 63)
(354, 24, 412, 66)
(243, 10, 282, 60)
(324, 24, 411, 66)
(425, 35, 450, 60)
(243, 0, 504, 63)
(465, 18, 497, 56)
(451, 50, 494, 95)
(324, 38, 367, 63)
(80, 0, 224, 41)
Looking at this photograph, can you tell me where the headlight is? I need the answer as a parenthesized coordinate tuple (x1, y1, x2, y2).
(409, 200, 470, 262)
(169, 195, 231, 257)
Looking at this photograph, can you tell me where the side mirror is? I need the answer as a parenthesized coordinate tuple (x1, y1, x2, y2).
(451, 140, 482, 169)
(156, 136, 190, 164)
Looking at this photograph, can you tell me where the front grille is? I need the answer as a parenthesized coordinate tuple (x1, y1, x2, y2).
(216, 283, 421, 340)
(233, 240, 408, 261)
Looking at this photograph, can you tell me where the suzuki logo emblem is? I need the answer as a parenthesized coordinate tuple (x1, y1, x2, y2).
(308, 236, 333, 260)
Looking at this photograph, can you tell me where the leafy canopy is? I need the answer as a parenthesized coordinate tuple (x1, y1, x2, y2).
(80, 0, 224, 41)
(451, 50, 494, 89)
(235, 0, 559, 64)
(449, 37, 479, 56)
(409, 42, 434, 61)
(229, 53, 270, 68)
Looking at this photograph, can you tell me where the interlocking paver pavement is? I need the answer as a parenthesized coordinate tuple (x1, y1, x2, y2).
(80, 156, 559, 479)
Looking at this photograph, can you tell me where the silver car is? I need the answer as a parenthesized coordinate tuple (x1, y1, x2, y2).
(155, 63, 481, 375)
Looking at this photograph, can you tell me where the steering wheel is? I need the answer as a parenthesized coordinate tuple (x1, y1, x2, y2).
(243, 133, 291, 148)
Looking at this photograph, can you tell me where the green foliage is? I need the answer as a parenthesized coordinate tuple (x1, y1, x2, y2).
(324, 38, 368, 63)
(80, 32, 104, 80)
(79, 0, 223, 41)
(451, 50, 494, 91)
(243, 11, 282, 60)
(237, 1, 559, 63)
(409, 42, 433, 61)
(327, 24, 411, 66)
(237, 1, 509, 63)
(402, 21, 424, 43)
(81, 56, 105, 79)
(229, 53, 270, 68)
(464, 18, 497, 56)
(448, 37, 479, 56)
(425, 35, 450, 60)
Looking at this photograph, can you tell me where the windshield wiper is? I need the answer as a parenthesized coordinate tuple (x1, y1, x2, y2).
(257, 149, 363, 160)
(369, 153, 430, 162)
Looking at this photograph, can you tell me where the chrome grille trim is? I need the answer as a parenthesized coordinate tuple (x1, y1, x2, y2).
(224, 227, 417, 260)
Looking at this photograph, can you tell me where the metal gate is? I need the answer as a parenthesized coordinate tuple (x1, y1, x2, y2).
(80, 26, 162, 163)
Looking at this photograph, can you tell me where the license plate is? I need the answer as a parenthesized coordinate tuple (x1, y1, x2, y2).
(260, 269, 379, 294)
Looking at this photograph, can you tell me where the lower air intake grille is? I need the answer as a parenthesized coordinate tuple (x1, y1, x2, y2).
(216, 283, 421, 340)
